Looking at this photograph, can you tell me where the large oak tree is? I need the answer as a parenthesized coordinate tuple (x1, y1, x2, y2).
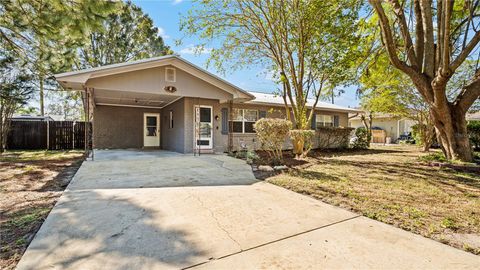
(369, 0, 480, 161)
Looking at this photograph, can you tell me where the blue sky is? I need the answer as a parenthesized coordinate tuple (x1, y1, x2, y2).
(132, 0, 360, 108)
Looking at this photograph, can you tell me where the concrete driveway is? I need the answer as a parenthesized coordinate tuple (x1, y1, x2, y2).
(17, 150, 480, 270)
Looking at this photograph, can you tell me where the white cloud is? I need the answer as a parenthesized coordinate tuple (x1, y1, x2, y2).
(179, 44, 212, 55)
(157, 27, 170, 39)
(172, 0, 184, 5)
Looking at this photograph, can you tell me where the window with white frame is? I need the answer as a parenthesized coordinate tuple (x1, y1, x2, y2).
(230, 109, 258, 133)
(316, 114, 334, 128)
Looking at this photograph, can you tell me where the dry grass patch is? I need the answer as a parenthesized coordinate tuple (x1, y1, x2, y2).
(0, 150, 83, 270)
(267, 145, 480, 254)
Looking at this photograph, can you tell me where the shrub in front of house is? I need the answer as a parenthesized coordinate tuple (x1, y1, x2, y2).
(315, 127, 354, 149)
(467, 121, 480, 150)
(254, 118, 292, 164)
(352, 127, 370, 149)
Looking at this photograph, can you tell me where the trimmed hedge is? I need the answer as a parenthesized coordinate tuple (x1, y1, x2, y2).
(254, 118, 292, 163)
(315, 127, 354, 149)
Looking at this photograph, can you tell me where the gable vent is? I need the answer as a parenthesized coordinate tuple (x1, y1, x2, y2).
(165, 67, 176, 82)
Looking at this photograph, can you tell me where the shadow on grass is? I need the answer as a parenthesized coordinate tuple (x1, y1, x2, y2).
(311, 158, 480, 191)
(308, 148, 410, 158)
(289, 168, 342, 182)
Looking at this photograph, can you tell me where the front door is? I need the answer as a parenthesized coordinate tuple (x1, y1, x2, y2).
(195, 106, 213, 149)
(144, 113, 160, 147)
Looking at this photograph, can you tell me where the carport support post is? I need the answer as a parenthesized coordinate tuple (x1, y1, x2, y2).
(84, 88, 88, 159)
(83, 87, 94, 161)
(228, 100, 233, 152)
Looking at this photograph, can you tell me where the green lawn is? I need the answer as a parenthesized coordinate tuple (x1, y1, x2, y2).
(267, 145, 480, 254)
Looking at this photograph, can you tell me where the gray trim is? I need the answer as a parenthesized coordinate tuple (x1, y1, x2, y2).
(221, 108, 229, 135)
(311, 114, 317, 130)
(334, 115, 340, 127)
(259, 110, 267, 118)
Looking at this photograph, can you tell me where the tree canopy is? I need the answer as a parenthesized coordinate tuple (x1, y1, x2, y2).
(78, 1, 172, 69)
(1, 0, 171, 120)
(182, 0, 363, 156)
(369, 0, 480, 161)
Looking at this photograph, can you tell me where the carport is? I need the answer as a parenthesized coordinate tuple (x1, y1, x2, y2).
(54, 55, 253, 157)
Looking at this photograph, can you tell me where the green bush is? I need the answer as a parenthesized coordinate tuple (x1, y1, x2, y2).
(254, 118, 292, 163)
(467, 121, 480, 150)
(235, 149, 258, 164)
(352, 127, 370, 149)
(411, 124, 421, 144)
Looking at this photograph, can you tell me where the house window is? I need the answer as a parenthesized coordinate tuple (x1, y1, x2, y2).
(165, 67, 176, 82)
(231, 109, 258, 133)
(169, 111, 173, 129)
(316, 114, 334, 128)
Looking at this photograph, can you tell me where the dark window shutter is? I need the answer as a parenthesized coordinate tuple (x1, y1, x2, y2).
(259, 110, 267, 119)
(221, 108, 228, 134)
(311, 113, 316, 130)
(334, 115, 340, 127)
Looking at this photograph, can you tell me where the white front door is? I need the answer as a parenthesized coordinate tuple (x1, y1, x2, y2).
(144, 113, 160, 147)
(194, 106, 213, 149)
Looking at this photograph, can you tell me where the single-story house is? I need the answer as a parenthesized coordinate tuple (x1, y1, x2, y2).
(349, 113, 416, 143)
(55, 55, 360, 154)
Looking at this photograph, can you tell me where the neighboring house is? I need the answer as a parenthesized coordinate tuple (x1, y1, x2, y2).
(467, 111, 480, 122)
(349, 113, 416, 143)
(55, 55, 359, 154)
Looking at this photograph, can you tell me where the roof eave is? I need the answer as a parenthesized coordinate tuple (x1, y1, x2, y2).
(246, 100, 362, 113)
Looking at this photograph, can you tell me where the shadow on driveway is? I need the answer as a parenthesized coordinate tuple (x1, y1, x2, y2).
(18, 189, 205, 269)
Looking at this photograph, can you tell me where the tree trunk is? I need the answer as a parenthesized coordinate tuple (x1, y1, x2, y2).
(293, 136, 304, 158)
(39, 75, 44, 116)
(431, 106, 473, 162)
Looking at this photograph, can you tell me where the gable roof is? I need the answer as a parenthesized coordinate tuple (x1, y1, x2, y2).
(246, 91, 362, 113)
(55, 56, 360, 113)
(55, 55, 254, 101)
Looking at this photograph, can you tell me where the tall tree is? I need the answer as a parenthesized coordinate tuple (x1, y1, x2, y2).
(182, 0, 362, 156)
(369, 0, 480, 161)
(0, 54, 34, 153)
(48, 0, 172, 121)
(78, 1, 171, 69)
(0, 0, 119, 115)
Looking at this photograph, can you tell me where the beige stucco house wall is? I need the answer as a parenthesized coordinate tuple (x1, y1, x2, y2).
(55, 55, 360, 154)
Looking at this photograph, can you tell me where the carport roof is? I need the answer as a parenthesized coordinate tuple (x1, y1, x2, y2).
(55, 55, 254, 101)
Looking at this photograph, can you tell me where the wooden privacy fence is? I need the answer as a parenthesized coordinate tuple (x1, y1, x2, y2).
(6, 120, 91, 150)
(371, 129, 387, 144)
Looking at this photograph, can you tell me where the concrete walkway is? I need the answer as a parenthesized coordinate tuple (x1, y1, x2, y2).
(17, 150, 480, 270)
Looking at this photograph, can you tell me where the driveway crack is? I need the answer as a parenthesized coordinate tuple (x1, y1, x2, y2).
(182, 214, 362, 270)
(109, 209, 147, 239)
(188, 190, 242, 251)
